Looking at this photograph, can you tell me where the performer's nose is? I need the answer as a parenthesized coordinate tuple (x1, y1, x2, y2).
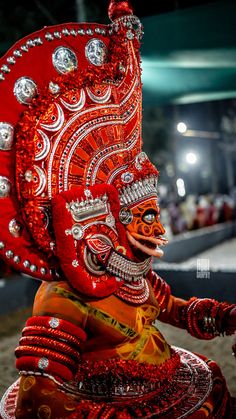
(154, 220, 166, 236)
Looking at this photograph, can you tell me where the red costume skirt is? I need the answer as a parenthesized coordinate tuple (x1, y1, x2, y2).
(0, 347, 235, 418)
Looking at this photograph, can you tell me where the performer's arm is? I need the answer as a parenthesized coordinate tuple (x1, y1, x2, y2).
(150, 271, 236, 340)
(15, 281, 87, 418)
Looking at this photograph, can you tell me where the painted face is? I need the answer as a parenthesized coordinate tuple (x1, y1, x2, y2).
(125, 198, 168, 258)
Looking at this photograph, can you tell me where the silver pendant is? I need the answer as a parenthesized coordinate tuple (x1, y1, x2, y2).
(85, 39, 107, 66)
(0, 122, 14, 150)
(48, 317, 60, 328)
(52, 46, 78, 74)
(13, 77, 38, 104)
(121, 172, 134, 184)
(0, 176, 11, 198)
(38, 357, 49, 370)
(119, 207, 133, 225)
(71, 224, 84, 240)
(9, 219, 22, 237)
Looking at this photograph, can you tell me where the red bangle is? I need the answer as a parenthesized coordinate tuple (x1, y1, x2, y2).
(26, 316, 86, 341)
(15, 345, 76, 371)
(22, 326, 82, 348)
(186, 300, 199, 337)
(16, 356, 73, 382)
(19, 336, 80, 361)
(182, 297, 235, 338)
(185, 298, 219, 339)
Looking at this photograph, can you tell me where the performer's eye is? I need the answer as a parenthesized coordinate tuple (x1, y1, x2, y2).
(142, 210, 157, 224)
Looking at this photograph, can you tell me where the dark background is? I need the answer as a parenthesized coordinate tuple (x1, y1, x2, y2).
(0, 0, 223, 51)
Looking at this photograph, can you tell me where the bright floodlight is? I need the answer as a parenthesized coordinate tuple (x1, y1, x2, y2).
(177, 122, 187, 134)
(176, 178, 186, 197)
(186, 152, 197, 165)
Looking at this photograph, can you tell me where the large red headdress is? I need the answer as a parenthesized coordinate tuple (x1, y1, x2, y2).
(0, 0, 158, 282)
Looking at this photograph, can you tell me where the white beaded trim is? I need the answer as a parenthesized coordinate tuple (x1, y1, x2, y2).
(0, 240, 48, 275)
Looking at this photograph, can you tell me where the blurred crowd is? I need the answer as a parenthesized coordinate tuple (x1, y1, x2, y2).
(160, 192, 236, 236)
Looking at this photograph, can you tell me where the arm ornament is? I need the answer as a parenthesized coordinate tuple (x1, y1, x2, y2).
(181, 297, 236, 340)
(149, 271, 171, 313)
(15, 316, 86, 382)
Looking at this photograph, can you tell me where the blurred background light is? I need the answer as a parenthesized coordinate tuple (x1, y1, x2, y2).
(186, 151, 197, 165)
(177, 122, 187, 134)
(176, 178, 186, 197)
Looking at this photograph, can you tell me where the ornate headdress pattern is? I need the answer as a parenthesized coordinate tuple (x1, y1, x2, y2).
(0, 0, 158, 281)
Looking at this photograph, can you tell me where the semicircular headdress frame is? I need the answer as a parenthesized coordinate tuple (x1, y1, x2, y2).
(0, 0, 158, 281)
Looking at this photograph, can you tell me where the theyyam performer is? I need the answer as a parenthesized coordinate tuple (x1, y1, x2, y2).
(0, 1, 236, 417)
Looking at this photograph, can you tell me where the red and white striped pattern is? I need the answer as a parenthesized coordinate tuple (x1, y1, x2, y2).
(0, 379, 19, 419)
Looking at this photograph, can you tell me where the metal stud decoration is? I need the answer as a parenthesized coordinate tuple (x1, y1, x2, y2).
(8, 219, 22, 237)
(0, 176, 11, 198)
(52, 46, 78, 74)
(85, 39, 107, 66)
(0, 122, 14, 150)
(119, 207, 133, 225)
(38, 357, 49, 370)
(13, 77, 38, 105)
(71, 224, 84, 240)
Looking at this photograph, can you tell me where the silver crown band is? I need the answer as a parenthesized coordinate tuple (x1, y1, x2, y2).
(106, 250, 151, 282)
(66, 194, 109, 222)
(119, 176, 158, 207)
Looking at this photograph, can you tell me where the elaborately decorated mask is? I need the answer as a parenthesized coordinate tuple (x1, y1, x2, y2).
(125, 198, 167, 258)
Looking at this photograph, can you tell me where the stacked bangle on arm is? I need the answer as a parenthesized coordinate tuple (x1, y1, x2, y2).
(181, 297, 236, 340)
(15, 316, 86, 383)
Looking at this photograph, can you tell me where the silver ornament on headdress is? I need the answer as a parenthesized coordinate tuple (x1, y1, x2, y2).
(13, 77, 38, 104)
(0, 123, 14, 150)
(85, 39, 107, 66)
(0, 176, 11, 198)
(52, 46, 78, 74)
